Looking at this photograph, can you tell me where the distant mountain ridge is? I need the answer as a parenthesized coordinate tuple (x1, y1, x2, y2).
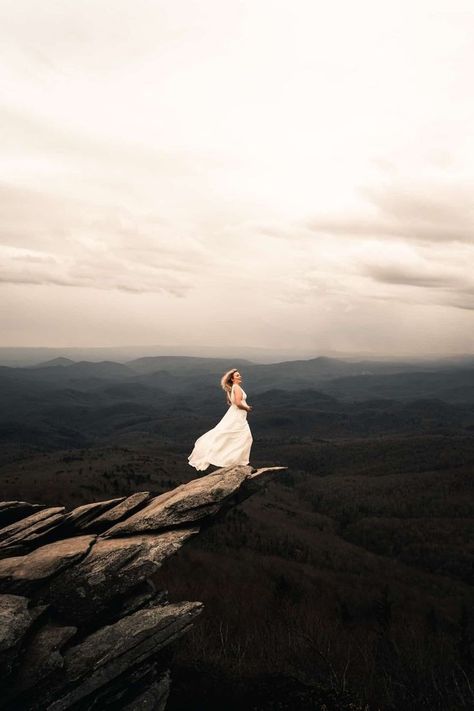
(126, 355, 254, 375)
(1, 346, 473, 368)
(27, 360, 135, 379)
(0, 352, 473, 458)
(0, 354, 472, 403)
(32, 357, 76, 368)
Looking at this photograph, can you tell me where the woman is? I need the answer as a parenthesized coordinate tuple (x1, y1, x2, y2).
(188, 368, 253, 471)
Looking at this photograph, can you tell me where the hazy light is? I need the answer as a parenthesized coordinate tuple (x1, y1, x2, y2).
(0, 0, 473, 356)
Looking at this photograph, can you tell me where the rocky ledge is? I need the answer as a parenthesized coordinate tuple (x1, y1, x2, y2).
(0, 464, 285, 711)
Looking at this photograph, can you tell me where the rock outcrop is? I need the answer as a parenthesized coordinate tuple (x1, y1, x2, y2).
(0, 464, 285, 710)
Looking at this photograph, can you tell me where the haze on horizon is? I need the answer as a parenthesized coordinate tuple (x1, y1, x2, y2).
(1, 0, 473, 357)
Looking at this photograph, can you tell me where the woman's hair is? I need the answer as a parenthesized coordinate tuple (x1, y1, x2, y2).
(220, 368, 238, 406)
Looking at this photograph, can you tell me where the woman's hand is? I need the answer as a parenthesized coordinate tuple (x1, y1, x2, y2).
(247, 404, 253, 412)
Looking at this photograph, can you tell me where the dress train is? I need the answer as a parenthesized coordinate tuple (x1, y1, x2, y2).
(188, 384, 253, 471)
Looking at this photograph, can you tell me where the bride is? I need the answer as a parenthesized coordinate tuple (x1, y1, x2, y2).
(188, 368, 253, 471)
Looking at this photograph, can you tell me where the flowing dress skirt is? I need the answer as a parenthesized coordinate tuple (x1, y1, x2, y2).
(188, 387, 253, 471)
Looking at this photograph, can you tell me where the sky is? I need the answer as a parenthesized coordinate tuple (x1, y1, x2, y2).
(1, 0, 473, 358)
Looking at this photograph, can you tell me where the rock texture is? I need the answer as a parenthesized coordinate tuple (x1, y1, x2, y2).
(0, 464, 285, 710)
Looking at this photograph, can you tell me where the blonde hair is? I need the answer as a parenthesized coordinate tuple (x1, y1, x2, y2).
(220, 368, 238, 406)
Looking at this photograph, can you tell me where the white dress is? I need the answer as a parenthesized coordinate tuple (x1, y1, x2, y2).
(188, 384, 253, 471)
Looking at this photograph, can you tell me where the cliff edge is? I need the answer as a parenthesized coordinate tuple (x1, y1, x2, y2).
(0, 464, 285, 711)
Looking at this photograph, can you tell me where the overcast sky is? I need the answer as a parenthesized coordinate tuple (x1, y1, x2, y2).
(1, 0, 473, 358)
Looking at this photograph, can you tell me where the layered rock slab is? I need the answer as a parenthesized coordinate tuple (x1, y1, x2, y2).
(36, 529, 200, 627)
(0, 507, 66, 554)
(0, 536, 96, 595)
(0, 502, 47, 529)
(102, 465, 281, 536)
(0, 463, 285, 710)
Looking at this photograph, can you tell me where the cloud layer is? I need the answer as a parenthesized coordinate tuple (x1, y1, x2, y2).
(1, 0, 473, 355)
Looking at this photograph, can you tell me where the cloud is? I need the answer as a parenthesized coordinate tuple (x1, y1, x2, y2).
(306, 178, 474, 244)
(262, 214, 474, 313)
(365, 265, 469, 290)
(0, 182, 214, 295)
(1, 1, 473, 354)
(0, 244, 193, 295)
(363, 261, 474, 311)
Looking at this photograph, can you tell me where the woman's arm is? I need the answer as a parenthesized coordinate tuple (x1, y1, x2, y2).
(233, 384, 251, 411)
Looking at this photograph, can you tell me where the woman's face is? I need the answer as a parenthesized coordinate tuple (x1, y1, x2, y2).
(232, 371, 243, 384)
